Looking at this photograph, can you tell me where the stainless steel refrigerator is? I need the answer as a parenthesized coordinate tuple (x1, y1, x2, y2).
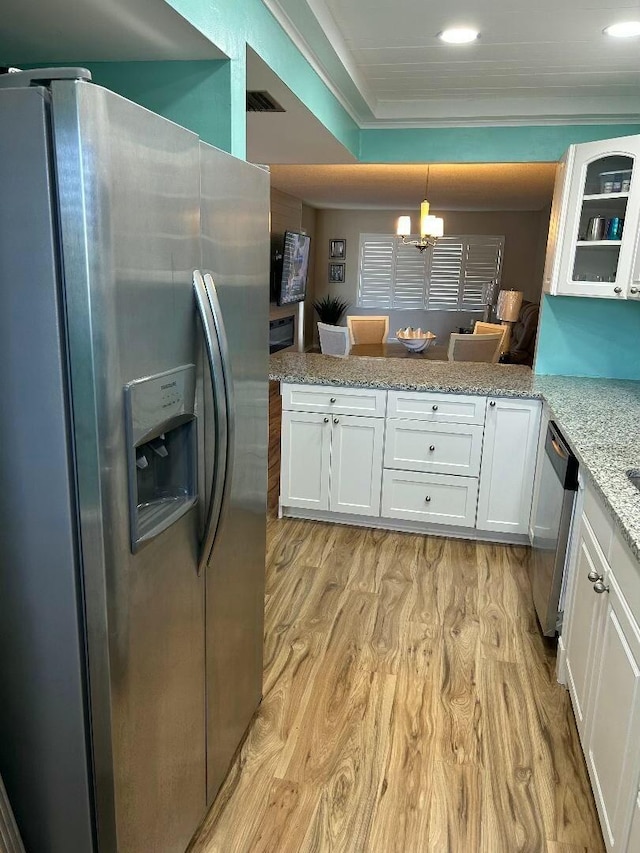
(0, 68, 269, 852)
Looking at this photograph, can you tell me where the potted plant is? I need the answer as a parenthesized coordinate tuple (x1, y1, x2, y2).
(313, 295, 350, 325)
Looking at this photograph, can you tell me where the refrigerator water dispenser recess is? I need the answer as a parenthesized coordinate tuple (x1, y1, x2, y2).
(124, 364, 197, 552)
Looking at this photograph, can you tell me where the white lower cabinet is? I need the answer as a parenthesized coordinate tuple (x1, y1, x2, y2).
(329, 415, 384, 516)
(381, 469, 478, 527)
(564, 518, 608, 741)
(280, 408, 383, 517)
(628, 792, 640, 852)
(476, 397, 541, 535)
(280, 384, 541, 539)
(585, 572, 640, 851)
(280, 411, 331, 511)
(562, 479, 640, 853)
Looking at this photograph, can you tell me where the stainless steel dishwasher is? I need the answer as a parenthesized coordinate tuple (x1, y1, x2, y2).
(529, 420, 579, 636)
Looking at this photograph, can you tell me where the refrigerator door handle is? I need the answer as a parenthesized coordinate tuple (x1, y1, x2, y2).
(193, 270, 235, 573)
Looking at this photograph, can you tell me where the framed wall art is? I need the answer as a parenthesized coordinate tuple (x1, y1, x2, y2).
(329, 239, 346, 259)
(328, 262, 345, 283)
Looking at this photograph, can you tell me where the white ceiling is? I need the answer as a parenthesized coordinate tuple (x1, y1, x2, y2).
(269, 0, 640, 124)
(0, 0, 224, 62)
(269, 163, 557, 210)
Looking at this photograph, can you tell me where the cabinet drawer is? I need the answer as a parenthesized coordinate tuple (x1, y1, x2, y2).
(381, 470, 478, 527)
(384, 420, 483, 477)
(386, 390, 486, 425)
(281, 383, 386, 417)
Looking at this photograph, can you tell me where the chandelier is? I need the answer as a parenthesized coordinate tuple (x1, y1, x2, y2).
(396, 165, 444, 252)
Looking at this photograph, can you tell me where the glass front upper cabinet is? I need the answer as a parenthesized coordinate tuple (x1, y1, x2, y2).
(544, 136, 640, 300)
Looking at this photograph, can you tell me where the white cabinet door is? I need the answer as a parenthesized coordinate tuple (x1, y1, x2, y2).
(476, 398, 541, 535)
(563, 517, 608, 743)
(555, 135, 640, 299)
(280, 410, 331, 511)
(627, 791, 640, 853)
(329, 415, 383, 517)
(585, 571, 640, 852)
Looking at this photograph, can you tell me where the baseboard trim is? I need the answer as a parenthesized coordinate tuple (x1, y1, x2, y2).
(280, 505, 531, 545)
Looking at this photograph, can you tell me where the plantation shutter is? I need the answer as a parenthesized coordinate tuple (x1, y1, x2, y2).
(427, 238, 464, 309)
(357, 235, 394, 308)
(393, 241, 429, 308)
(461, 237, 504, 310)
(357, 233, 503, 310)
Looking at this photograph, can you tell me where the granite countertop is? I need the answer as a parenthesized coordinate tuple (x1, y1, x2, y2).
(269, 351, 538, 397)
(269, 351, 640, 563)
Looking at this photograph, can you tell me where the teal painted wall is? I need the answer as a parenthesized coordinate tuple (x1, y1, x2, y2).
(534, 294, 640, 379)
(166, 0, 361, 157)
(9, 3, 640, 166)
(84, 61, 236, 153)
(359, 125, 640, 164)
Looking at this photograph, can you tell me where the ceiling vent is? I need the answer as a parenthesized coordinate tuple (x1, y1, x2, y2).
(246, 91, 285, 113)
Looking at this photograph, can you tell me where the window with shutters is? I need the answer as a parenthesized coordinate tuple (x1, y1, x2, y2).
(357, 233, 504, 310)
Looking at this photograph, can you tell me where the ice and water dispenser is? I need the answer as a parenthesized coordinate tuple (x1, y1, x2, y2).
(124, 364, 197, 551)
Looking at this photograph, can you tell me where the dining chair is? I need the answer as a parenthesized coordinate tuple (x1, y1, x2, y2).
(447, 332, 503, 363)
(473, 320, 508, 354)
(346, 315, 389, 345)
(318, 322, 351, 357)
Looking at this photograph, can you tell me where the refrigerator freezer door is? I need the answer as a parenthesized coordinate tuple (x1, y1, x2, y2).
(51, 81, 206, 852)
(0, 85, 96, 853)
(200, 144, 270, 802)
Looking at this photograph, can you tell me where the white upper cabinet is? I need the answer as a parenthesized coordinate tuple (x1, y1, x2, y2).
(545, 135, 640, 299)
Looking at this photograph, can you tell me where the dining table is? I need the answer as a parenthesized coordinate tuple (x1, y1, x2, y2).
(349, 342, 449, 360)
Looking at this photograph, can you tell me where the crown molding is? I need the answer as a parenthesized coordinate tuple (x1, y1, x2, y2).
(359, 114, 640, 129)
(304, 0, 377, 114)
(261, 0, 368, 124)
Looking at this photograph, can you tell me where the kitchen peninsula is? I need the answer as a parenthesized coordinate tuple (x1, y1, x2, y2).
(270, 349, 640, 850)
(270, 350, 640, 560)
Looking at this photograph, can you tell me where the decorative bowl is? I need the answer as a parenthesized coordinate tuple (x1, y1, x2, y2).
(396, 328, 437, 352)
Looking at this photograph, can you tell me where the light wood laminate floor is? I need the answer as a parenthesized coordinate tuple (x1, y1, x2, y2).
(190, 385, 603, 853)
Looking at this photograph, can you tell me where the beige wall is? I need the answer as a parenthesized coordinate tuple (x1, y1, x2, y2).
(269, 187, 316, 349)
(313, 207, 550, 340)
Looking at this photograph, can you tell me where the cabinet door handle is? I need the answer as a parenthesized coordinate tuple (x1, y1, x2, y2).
(323, 417, 329, 423)
(631, 287, 638, 295)
(425, 496, 431, 503)
(587, 569, 602, 583)
(593, 580, 610, 595)
(432, 405, 439, 411)
(489, 401, 496, 407)
(614, 287, 622, 294)
(330, 397, 336, 403)
(333, 418, 339, 424)
(429, 445, 435, 452)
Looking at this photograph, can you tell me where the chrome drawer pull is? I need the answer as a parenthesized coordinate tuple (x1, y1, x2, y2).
(425, 496, 431, 503)
(593, 580, 609, 595)
(429, 445, 436, 452)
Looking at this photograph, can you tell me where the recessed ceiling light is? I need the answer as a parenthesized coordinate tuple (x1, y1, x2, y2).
(438, 27, 480, 44)
(604, 21, 640, 38)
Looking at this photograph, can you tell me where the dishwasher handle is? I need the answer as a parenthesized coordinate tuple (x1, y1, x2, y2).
(546, 421, 578, 490)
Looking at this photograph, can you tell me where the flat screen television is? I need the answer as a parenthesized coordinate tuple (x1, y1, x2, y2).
(274, 231, 311, 306)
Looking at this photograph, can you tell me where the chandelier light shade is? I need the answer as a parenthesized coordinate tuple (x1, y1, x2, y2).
(396, 166, 445, 252)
